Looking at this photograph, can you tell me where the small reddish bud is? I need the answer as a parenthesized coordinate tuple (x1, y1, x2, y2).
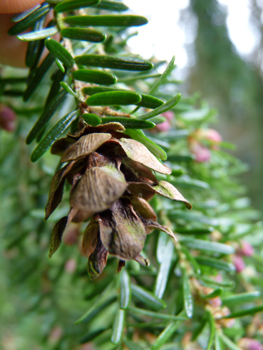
(199, 129, 222, 148)
(162, 111, 174, 121)
(156, 111, 174, 132)
(233, 255, 246, 273)
(188, 139, 211, 162)
(238, 338, 263, 350)
(156, 119, 170, 132)
(188, 128, 222, 162)
(0, 104, 16, 132)
(240, 240, 254, 257)
(63, 224, 80, 246)
(64, 258, 77, 273)
(48, 327, 63, 343)
(208, 296, 222, 307)
(215, 274, 223, 282)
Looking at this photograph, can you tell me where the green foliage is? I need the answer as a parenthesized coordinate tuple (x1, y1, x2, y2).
(26, 89, 68, 144)
(45, 38, 75, 68)
(18, 26, 59, 41)
(23, 53, 55, 100)
(54, 0, 100, 13)
(63, 14, 148, 27)
(1, 0, 263, 349)
(8, 3, 51, 35)
(31, 110, 79, 161)
(82, 86, 165, 108)
(95, 1, 129, 12)
(73, 68, 117, 84)
(101, 117, 155, 129)
(75, 54, 154, 70)
(139, 94, 181, 120)
(61, 27, 106, 42)
(86, 90, 142, 105)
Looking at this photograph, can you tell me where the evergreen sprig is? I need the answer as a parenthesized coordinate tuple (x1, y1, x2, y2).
(0, 0, 262, 349)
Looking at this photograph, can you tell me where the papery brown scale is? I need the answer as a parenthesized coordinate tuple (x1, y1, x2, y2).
(128, 180, 191, 209)
(49, 207, 78, 258)
(86, 152, 112, 169)
(120, 163, 157, 201)
(49, 216, 68, 258)
(82, 219, 99, 257)
(51, 137, 75, 156)
(72, 209, 93, 223)
(69, 165, 127, 213)
(45, 161, 77, 220)
(65, 152, 111, 188)
(140, 217, 177, 241)
(120, 162, 143, 183)
(65, 157, 89, 187)
(117, 138, 172, 175)
(113, 156, 123, 172)
(99, 199, 146, 260)
(152, 181, 192, 209)
(61, 133, 112, 163)
(122, 157, 157, 182)
(129, 196, 157, 221)
(68, 207, 79, 222)
(133, 253, 150, 267)
(87, 239, 109, 280)
(96, 139, 126, 158)
(128, 183, 156, 201)
(68, 122, 126, 139)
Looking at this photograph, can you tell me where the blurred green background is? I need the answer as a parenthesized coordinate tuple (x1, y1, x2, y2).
(187, 0, 263, 211)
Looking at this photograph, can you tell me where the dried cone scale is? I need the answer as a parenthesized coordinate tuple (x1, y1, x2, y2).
(46, 121, 192, 279)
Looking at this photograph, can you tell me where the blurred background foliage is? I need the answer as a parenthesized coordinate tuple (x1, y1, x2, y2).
(1, 0, 263, 349)
(185, 0, 263, 210)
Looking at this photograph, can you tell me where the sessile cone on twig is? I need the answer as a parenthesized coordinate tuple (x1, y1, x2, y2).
(45, 120, 192, 279)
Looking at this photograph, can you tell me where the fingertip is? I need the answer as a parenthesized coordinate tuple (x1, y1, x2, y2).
(0, 14, 28, 67)
(0, 0, 45, 14)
